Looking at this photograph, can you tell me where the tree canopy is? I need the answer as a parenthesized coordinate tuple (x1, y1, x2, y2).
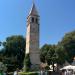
(0, 35, 26, 71)
(59, 31, 75, 63)
(0, 30, 75, 71)
(40, 30, 75, 66)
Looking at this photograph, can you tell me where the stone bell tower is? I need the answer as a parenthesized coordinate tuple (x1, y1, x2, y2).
(26, 3, 40, 69)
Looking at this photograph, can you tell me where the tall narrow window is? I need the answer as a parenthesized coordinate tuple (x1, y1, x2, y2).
(36, 18, 38, 23)
(31, 17, 34, 23)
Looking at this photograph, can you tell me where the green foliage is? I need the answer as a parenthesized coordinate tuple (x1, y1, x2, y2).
(0, 35, 26, 71)
(40, 31, 75, 66)
(56, 45, 66, 65)
(24, 54, 31, 72)
(45, 45, 56, 65)
(19, 72, 38, 75)
(59, 30, 75, 62)
(40, 44, 58, 71)
(40, 44, 51, 63)
(40, 44, 57, 65)
(0, 30, 75, 72)
(3, 35, 25, 57)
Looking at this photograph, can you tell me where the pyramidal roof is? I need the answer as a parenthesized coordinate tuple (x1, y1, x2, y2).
(29, 3, 39, 16)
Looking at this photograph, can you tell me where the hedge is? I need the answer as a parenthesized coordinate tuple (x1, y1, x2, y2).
(19, 72, 38, 75)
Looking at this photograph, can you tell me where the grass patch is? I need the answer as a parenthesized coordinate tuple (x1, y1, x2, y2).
(19, 72, 38, 75)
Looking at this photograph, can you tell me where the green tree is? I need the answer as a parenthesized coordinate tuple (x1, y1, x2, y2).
(40, 44, 66, 71)
(56, 45, 67, 65)
(2, 35, 26, 70)
(59, 31, 75, 62)
(40, 44, 57, 71)
(40, 44, 51, 63)
(45, 45, 57, 71)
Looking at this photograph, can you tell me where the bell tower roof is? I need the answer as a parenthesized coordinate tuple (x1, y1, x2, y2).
(29, 2, 39, 16)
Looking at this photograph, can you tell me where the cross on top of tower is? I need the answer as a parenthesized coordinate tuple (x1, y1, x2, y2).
(29, 1, 39, 16)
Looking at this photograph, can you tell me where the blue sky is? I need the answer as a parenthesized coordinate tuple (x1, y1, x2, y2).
(0, 0, 75, 47)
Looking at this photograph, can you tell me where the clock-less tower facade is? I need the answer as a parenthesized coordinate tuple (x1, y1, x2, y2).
(26, 3, 40, 69)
